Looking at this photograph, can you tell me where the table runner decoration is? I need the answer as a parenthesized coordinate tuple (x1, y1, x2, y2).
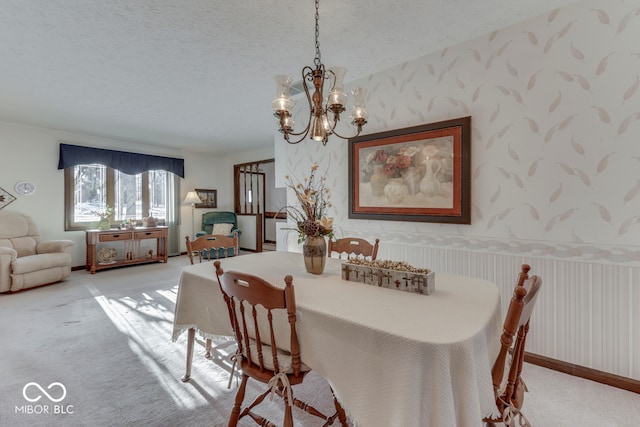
(341, 258, 435, 294)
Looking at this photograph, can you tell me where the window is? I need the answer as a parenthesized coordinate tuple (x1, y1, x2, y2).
(64, 164, 169, 230)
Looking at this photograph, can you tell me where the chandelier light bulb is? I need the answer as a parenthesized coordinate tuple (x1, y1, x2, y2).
(311, 115, 326, 142)
(282, 115, 294, 130)
(322, 114, 333, 133)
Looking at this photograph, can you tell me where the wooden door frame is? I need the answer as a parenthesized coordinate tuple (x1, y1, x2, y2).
(234, 159, 274, 251)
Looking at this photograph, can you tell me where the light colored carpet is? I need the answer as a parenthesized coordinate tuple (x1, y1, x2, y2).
(0, 256, 638, 426)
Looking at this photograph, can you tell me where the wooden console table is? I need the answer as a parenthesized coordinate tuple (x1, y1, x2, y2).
(85, 227, 168, 274)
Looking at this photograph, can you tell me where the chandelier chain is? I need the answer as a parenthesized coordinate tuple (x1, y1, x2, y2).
(314, 0, 321, 67)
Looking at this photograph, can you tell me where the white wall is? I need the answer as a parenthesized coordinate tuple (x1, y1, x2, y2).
(181, 150, 231, 243)
(279, 0, 640, 379)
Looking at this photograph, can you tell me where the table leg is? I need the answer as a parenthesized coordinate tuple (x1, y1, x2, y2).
(205, 338, 212, 359)
(181, 328, 196, 382)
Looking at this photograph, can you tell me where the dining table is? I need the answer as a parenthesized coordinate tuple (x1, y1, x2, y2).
(172, 251, 503, 427)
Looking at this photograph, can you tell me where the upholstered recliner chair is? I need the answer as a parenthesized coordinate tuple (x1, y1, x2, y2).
(0, 212, 74, 293)
(196, 211, 241, 237)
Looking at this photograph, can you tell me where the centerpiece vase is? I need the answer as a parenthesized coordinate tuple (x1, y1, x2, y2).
(303, 236, 327, 275)
(98, 218, 111, 230)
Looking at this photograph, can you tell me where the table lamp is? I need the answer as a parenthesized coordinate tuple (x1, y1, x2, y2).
(183, 191, 202, 238)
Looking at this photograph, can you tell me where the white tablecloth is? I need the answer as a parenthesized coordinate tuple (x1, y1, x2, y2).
(172, 251, 502, 427)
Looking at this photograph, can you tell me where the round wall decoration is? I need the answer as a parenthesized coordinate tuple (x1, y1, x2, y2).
(14, 181, 36, 196)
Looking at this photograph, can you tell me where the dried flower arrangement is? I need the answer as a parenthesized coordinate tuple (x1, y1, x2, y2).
(282, 164, 334, 243)
(345, 258, 431, 274)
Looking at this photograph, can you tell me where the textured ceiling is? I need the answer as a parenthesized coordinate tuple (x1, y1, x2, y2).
(0, 0, 580, 154)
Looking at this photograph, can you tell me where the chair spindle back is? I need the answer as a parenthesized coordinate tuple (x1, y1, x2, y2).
(185, 234, 239, 265)
(328, 237, 380, 260)
(214, 261, 301, 377)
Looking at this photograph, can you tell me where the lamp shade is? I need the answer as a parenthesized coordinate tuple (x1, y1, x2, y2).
(183, 191, 202, 205)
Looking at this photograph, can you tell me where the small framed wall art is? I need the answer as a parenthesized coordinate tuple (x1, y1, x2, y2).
(195, 189, 217, 208)
(0, 186, 16, 211)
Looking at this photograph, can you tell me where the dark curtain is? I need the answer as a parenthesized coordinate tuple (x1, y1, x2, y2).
(57, 143, 185, 178)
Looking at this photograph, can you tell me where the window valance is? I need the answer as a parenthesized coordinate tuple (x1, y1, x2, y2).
(57, 143, 185, 178)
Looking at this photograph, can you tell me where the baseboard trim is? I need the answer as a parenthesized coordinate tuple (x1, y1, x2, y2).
(525, 352, 640, 394)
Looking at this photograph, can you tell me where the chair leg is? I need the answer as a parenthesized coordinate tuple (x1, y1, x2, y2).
(205, 338, 212, 359)
(228, 374, 248, 427)
(275, 386, 327, 420)
(283, 393, 294, 427)
(323, 387, 348, 427)
(333, 396, 348, 427)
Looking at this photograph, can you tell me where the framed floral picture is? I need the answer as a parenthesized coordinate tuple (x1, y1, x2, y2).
(348, 116, 471, 224)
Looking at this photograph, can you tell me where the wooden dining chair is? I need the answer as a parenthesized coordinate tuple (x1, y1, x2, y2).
(214, 260, 348, 427)
(185, 233, 239, 265)
(185, 233, 240, 359)
(327, 237, 379, 260)
(484, 264, 542, 427)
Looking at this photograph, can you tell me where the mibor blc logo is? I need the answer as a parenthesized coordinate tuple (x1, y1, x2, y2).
(15, 382, 74, 415)
(23, 382, 66, 402)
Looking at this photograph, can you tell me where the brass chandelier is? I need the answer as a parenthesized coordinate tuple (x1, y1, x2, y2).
(272, 0, 368, 145)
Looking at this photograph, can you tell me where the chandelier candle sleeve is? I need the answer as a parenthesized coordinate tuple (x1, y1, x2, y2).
(351, 87, 369, 122)
(272, 75, 294, 115)
(327, 67, 347, 111)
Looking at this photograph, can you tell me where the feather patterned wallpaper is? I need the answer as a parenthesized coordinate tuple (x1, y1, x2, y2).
(284, 0, 640, 265)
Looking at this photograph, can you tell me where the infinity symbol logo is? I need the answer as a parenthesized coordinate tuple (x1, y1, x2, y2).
(22, 382, 67, 403)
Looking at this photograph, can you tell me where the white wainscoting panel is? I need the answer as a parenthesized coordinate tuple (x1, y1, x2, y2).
(373, 240, 639, 381)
